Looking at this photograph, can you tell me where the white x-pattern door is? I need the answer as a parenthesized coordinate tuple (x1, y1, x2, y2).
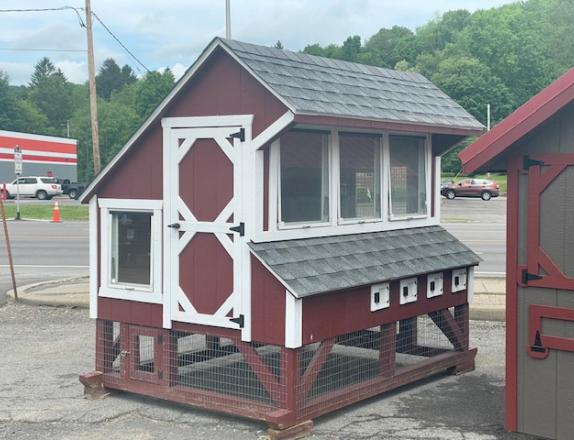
(163, 117, 250, 330)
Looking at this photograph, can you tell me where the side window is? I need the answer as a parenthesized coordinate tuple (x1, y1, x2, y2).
(389, 136, 427, 219)
(339, 132, 381, 220)
(110, 211, 152, 287)
(279, 130, 330, 225)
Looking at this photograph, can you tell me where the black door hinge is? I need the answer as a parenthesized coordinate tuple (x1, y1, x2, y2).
(229, 314, 245, 328)
(229, 222, 245, 236)
(230, 128, 245, 142)
(158, 370, 163, 380)
(157, 335, 163, 345)
(523, 155, 545, 170)
(530, 330, 546, 353)
(522, 269, 544, 284)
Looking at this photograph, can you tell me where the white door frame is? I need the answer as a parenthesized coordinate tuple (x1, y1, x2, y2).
(162, 115, 253, 341)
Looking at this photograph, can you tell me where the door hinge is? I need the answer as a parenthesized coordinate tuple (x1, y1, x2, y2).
(523, 155, 545, 169)
(229, 314, 245, 328)
(229, 222, 245, 236)
(158, 370, 163, 380)
(230, 128, 245, 142)
(157, 335, 163, 345)
(522, 269, 544, 284)
(167, 222, 181, 229)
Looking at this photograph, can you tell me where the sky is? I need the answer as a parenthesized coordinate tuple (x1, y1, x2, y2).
(0, 0, 517, 86)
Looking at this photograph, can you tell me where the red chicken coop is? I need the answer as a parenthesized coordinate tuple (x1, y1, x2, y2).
(460, 66, 574, 440)
(80, 38, 482, 437)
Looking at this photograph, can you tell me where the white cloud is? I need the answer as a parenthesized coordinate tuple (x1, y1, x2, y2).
(0, 0, 517, 85)
(54, 60, 87, 83)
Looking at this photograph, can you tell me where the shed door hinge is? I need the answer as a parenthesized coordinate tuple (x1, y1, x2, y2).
(157, 335, 163, 345)
(230, 128, 245, 142)
(229, 314, 245, 328)
(158, 370, 163, 380)
(523, 155, 545, 170)
(522, 269, 544, 284)
(229, 222, 245, 236)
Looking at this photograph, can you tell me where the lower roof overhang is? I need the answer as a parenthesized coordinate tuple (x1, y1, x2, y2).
(249, 225, 481, 299)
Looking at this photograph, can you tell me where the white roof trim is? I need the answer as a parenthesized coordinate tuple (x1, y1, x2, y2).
(0, 129, 77, 144)
(80, 38, 295, 203)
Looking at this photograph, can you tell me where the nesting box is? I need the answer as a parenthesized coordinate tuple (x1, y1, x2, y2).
(80, 38, 482, 433)
(461, 67, 574, 440)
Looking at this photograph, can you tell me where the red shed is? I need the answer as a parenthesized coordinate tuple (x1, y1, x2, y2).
(80, 38, 483, 436)
(460, 67, 574, 440)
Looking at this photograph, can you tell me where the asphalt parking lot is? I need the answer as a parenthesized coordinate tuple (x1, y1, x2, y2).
(0, 302, 534, 440)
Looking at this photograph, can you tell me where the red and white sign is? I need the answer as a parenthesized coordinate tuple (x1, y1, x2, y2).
(0, 130, 77, 167)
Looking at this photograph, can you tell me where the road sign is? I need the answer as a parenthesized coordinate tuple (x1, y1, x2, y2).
(14, 145, 22, 176)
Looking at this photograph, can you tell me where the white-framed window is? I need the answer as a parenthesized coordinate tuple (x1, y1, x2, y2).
(99, 198, 163, 303)
(339, 132, 382, 222)
(388, 135, 429, 220)
(278, 130, 330, 227)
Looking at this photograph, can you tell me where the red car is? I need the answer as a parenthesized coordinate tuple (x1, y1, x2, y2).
(441, 178, 500, 201)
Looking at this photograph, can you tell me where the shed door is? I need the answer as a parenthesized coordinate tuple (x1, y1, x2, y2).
(164, 117, 250, 331)
(525, 153, 574, 290)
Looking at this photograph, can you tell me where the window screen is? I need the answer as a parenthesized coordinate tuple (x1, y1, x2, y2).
(389, 136, 427, 217)
(280, 130, 329, 224)
(339, 133, 381, 220)
(110, 211, 152, 286)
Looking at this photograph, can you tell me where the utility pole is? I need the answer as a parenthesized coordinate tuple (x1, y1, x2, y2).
(225, 0, 231, 40)
(85, 0, 101, 175)
(487, 103, 491, 131)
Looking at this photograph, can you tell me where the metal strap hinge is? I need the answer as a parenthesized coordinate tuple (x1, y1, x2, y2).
(230, 128, 245, 142)
(522, 269, 544, 284)
(229, 222, 245, 236)
(523, 155, 545, 169)
(229, 314, 245, 328)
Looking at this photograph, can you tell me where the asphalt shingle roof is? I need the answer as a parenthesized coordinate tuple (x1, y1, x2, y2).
(220, 39, 484, 131)
(249, 225, 481, 298)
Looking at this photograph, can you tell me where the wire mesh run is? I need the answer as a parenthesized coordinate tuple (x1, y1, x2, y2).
(171, 331, 285, 406)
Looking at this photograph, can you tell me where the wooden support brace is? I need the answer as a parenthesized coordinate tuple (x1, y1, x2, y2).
(428, 309, 465, 352)
(379, 323, 396, 378)
(237, 342, 283, 405)
(267, 420, 313, 440)
(299, 338, 335, 401)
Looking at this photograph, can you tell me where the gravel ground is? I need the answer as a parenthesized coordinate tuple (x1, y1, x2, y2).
(0, 302, 535, 440)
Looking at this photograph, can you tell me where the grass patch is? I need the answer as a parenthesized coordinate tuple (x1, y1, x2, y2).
(1, 204, 88, 221)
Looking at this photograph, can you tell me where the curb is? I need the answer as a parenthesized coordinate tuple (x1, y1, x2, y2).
(7, 276, 89, 309)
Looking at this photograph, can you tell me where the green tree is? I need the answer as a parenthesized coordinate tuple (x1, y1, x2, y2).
(134, 69, 175, 118)
(28, 57, 73, 130)
(0, 71, 48, 133)
(274, 40, 284, 49)
(360, 26, 417, 68)
(96, 58, 137, 100)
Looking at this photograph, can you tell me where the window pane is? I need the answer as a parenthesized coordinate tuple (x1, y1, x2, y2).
(41, 178, 57, 184)
(340, 133, 381, 219)
(280, 131, 329, 223)
(111, 211, 152, 285)
(389, 136, 427, 217)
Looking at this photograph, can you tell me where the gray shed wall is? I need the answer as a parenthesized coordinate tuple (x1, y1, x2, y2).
(515, 103, 574, 439)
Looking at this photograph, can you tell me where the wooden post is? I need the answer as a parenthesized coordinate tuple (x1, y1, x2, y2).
(85, 0, 101, 176)
(379, 323, 396, 378)
(0, 194, 17, 300)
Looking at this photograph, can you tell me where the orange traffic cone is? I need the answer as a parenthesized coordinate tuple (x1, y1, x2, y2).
(52, 200, 61, 223)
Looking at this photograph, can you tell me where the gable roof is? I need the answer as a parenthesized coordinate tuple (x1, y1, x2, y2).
(222, 39, 483, 130)
(460, 66, 574, 173)
(81, 37, 482, 202)
(249, 225, 480, 298)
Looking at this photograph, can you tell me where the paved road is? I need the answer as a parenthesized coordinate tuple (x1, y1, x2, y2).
(442, 197, 506, 276)
(0, 221, 88, 299)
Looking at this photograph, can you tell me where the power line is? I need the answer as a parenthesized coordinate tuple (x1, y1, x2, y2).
(0, 6, 85, 27)
(0, 48, 86, 53)
(91, 12, 150, 73)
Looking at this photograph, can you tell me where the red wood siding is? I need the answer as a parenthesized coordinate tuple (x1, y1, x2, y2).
(180, 138, 233, 222)
(98, 297, 162, 327)
(180, 232, 233, 315)
(301, 272, 468, 344)
(96, 48, 287, 200)
(251, 256, 286, 345)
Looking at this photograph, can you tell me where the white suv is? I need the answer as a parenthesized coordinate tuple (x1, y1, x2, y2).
(3, 176, 62, 200)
